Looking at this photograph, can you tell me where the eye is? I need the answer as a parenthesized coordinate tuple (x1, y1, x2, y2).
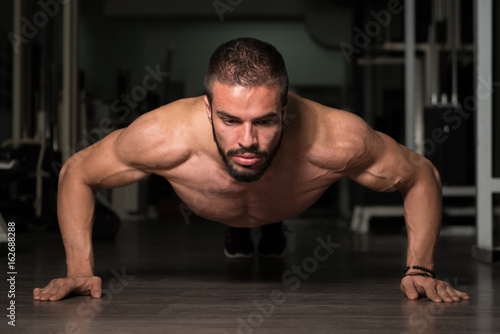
(255, 119, 277, 126)
(223, 118, 240, 125)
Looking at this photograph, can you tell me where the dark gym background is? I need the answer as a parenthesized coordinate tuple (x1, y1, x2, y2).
(0, 1, 499, 333)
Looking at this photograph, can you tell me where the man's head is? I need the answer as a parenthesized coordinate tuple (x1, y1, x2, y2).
(203, 38, 289, 182)
(204, 37, 289, 107)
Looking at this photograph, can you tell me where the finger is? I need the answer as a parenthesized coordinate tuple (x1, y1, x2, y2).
(437, 284, 454, 303)
(73, 276, 102, 298)
(40, 279, 72, 301)
(48, 285, 73, 301)
(424, 284, 443, 303)
(91, 287, 102, 298)
(450, 288, 470, 301)
(457, 290, 470, 300)
(444, 286, 462, 302)
(33, 287, 41, 300)
(444, 285, 469, 302)
(401, 278, 420, 300)
(38, 291, 53, 301)
(38, 288, 59, 301)
(37, 282, 56, 301)
(90, 277, 102, 298)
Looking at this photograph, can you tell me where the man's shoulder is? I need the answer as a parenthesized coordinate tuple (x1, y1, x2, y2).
(294, 96, 374, 173)
(115, 96, 206, 171)
(291, 94, 370, 144)
(290, 93, 367, 129)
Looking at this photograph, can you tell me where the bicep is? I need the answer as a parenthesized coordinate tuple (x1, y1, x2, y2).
(62, 129, 150, 190)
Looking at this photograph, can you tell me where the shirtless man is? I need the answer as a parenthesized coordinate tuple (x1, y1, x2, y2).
(33, 37, 470, 303)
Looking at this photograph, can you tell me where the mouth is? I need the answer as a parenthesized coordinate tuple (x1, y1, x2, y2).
(232, 154, 262, 166)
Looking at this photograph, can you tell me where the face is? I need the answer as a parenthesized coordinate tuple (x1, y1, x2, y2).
(204, 82, 287, 182)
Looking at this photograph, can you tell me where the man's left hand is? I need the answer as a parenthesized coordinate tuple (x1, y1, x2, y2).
(400, 275, 470, 302)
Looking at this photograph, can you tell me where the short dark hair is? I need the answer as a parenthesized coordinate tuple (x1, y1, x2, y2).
(204, 37, 289, 106)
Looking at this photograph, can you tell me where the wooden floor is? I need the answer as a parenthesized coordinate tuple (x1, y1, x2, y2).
(2, 214, 499, 334)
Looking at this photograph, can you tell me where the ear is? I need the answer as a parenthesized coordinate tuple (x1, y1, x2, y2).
(203, 95, 213, 123)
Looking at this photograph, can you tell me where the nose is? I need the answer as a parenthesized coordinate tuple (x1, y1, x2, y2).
(239, 122, 258, 148)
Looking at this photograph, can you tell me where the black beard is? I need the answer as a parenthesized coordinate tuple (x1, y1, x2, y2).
(211, 121, 283, 183)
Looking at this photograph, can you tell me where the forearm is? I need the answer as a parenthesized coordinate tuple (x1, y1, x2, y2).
(402, 160, 442, 273)
(57, 160, 97, 277)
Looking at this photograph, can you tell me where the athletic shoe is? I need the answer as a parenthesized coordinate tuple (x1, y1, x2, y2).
(224, 227, 254, 259)
(258, 222, 287, 258)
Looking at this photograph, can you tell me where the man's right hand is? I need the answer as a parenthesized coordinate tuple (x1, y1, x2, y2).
(33, 276, 102, 301)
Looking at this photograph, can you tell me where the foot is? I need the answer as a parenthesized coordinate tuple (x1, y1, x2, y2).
(224, 227, 254, 259)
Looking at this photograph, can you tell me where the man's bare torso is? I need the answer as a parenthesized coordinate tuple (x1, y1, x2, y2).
(132, 93, 363, 227)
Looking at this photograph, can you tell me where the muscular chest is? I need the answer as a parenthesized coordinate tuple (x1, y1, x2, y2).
(162, 155, 339, 227)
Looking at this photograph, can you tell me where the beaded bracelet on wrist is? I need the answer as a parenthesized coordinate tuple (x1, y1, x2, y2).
(404, 265, 436, 278)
